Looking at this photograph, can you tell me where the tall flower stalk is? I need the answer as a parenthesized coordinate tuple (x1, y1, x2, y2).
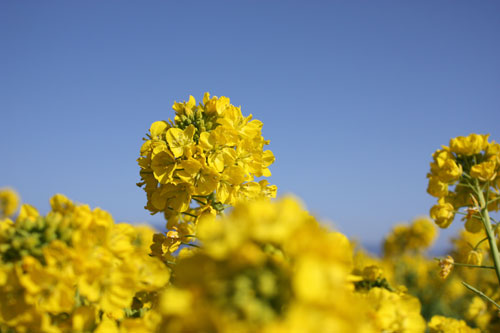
(428, 134, 500, 307)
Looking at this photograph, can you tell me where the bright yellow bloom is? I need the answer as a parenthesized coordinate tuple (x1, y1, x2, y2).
(137, 93, 276, 245)
(151, 183, 193, 212)
(427, 176, 448, 198)
(149, 121, 169, 140)
(151, 145, 177, 184)
(383, 217, 437, 257)
(177, 159, 220, 196)
(0, 188, 19, 218)
(470, 160, 497, 181)
(466, 297, 491, 330)
(466, 250, 483, 266)
(17, 204, 39, 222)
(463, 207, 482, 233)
(165, 125, 195, 158)
(430, 199, 455, 228)
(157, 197, 378, 332)
(362, 287, 426, 332)
(449, 134, 489, 156)
(428, 315, 480, 332)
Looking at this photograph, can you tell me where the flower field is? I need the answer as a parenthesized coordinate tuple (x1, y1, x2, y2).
(1, 94, 499, 332)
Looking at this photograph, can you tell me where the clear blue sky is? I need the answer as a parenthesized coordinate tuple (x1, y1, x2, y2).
(1, 1, 499, 252)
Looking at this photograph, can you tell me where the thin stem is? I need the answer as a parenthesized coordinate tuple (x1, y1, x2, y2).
(462, 281, 500, 310)
(192, 197, 207, 205)
(456, 183, 475, 190)
(182, 211, 198, 218)
(487, 197, 500, 205)
(474, 180, 500, 285)
(181, 242, 200, 248)
(434, 258, 494, 270)
(452, 262, 495, 270)
(474, 237, 489, 250)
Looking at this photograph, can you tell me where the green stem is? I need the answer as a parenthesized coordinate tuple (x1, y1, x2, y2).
(181, 242, 200, 248)
(434, 258, 494, 270)
(455, 182, 475, 190)
(192, 197, 207, 205)
(452, 262, 495, 270)
(182, 211, 198, 218)
(462, 281, 500, 310)
(474, 237, 489, 250)
(474, 181, 500, 285)
(487, 197, 500, 205)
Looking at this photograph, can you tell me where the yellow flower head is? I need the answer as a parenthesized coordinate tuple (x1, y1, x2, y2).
(449, 134, 489, 156)
(137, 93, 276, 249)
(0, 188, 20, 218)
(430, 199, 455, 228)
(470, 160, 497, 182)
(428, 315, 480, 332)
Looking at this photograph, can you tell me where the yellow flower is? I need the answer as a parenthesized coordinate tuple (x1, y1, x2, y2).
(470, 160, 497, 181)
(427, 176, 448, 198)
(172, 95, 197, 117)
(159, 287, 193, 316)
(428, 315, 480, 332)
(466, 297, 491, 330)
(430, 199, 455, 228)
(149, 121, 168, 140)
(449, 134, 489, 156)
(0, 188, 19, 218)
(439, 159, 462, 183)
(363, 287, 426, 332)
(165, 125, 195, 158)
(466, 250, 483, 266)
(151, 183, 193, 212)
(138, 93, 276, 248)
(151, 145, 177, 184)
(177, 159, 220, 196)
(16, 204, 39, 222)
(463, 207, 482, 233)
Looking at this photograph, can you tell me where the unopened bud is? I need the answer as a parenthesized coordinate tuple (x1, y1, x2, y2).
(362, 265, 383, 282)
(439, 255, 454, 279)
(466, 250, 483, 266)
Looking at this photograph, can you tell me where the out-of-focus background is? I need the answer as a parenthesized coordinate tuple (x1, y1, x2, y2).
(1, 1, 499, 254)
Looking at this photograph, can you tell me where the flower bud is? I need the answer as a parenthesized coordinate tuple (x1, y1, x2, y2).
(466, 250, 483, 266)
(362, 265, 383, 282)
(439, 255, 454, 279)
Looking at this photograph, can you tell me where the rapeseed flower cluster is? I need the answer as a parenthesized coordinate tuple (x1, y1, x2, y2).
(427, 133, 500, 319)
(0, 192, 169, 332)
(427, 134, 500, 229)
(0, 188, 19, 219)
(137, 93, 276, 259)
(155, 197, 427, 332)
(383, 217, 437, 257)
(2, 91, 498, 332)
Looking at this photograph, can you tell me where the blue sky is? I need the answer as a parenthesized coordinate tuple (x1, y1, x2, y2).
(1, 1, 499, 252)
